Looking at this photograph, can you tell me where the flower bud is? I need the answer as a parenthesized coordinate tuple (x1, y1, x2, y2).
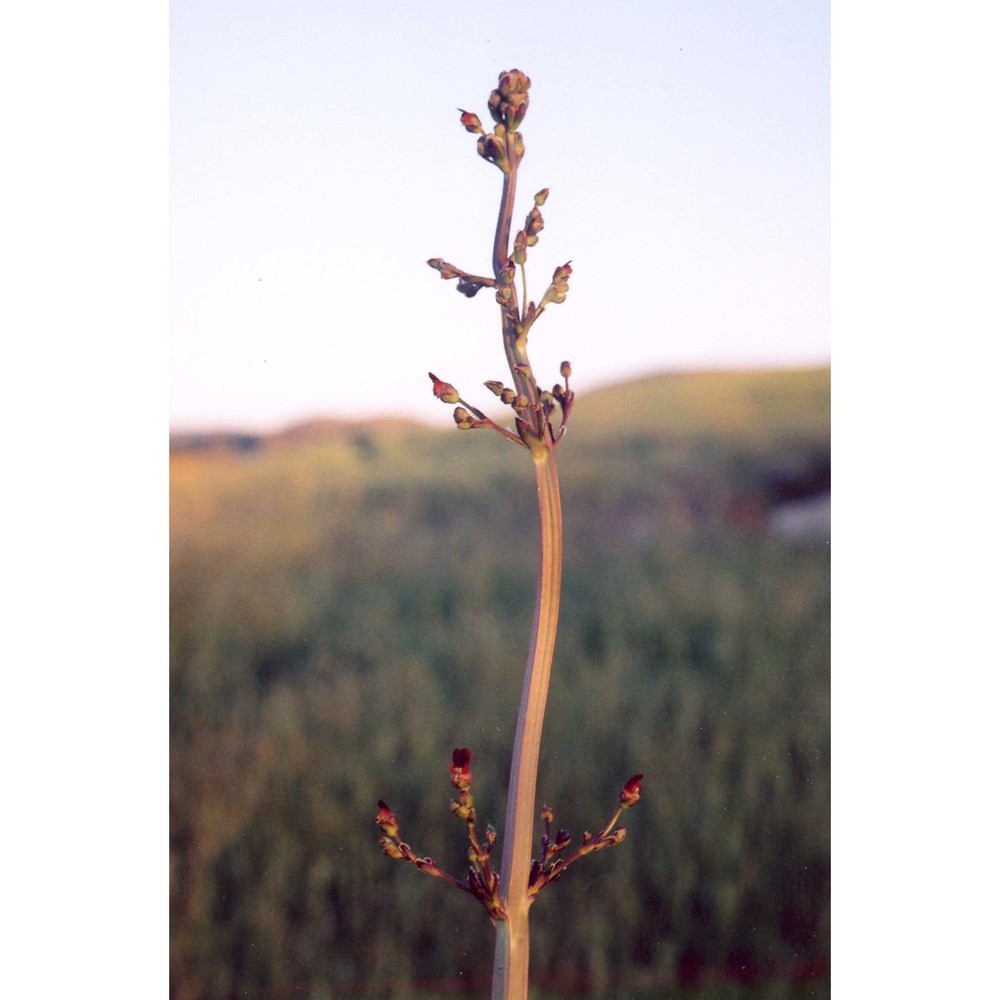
(376, 800, 400, 838)
(489, 69, 531, 129)
(498, 69, 528, 99)
(487, 89, 504, 125)
(453, 407, 474, 429)
(451, 798, 474, 821)
(500, 387, 516, 405)
(540, 261, 573, 307)
(484, 380, 505, 396)
(513, 229, 528, 266)
(427, 258, 463, 280)
(560, 360, 572, 379)
(450, 747, 473, 791)
(379, 837, 405, 860)
(534, 188, 549, 207)
(620, 773, 644, 808)
(458, 109, 484, 134)
(512, 394, 529, 411)
(429, 372, 460, 404)
(477, 131, 510, 173)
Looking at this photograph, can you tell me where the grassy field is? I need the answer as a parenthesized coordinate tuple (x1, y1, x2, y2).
(170, 367, 830, 1000)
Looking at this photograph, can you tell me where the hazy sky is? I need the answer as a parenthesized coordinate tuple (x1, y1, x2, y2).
(171, 0, 829, 432)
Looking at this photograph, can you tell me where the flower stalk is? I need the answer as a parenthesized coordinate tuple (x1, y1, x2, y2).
(378, 69, 641, 1000)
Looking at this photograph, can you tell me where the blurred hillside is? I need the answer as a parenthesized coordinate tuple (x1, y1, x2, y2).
(170, 366, 830, 999)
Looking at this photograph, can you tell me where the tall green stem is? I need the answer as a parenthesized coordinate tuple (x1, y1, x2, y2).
(492, 443, 562, 1000)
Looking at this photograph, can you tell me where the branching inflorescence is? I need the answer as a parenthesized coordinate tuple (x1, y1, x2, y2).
(376, 69, 643, 1000)
(378, 750, 644, 920)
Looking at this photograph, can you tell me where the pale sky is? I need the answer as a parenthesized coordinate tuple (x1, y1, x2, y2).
(171, 0, 829, 432)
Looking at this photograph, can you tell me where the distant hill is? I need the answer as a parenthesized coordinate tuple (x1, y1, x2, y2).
(170, 366, 830, 456)
(572, 366, 829, 444)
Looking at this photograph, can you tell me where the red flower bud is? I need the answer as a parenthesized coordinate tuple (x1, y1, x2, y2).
(620, 774, 644, 808)
(429, 372, 460, 404)
(458, 109, 484, 134)
(376, 800, 400, 838)
(450, 747, 473, 791)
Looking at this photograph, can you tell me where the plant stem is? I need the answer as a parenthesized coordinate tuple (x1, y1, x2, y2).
(492, 442, 562, 1000)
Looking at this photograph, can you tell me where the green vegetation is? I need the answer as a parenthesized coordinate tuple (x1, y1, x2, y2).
(170, 366, 830, 1000)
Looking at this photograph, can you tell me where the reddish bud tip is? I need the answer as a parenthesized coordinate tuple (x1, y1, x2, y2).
(620, 774, 644, 808)
(450, 747, 473, 790)
(458, 109, 484, 134)
(534, 188, 550, 207)
(376, 800, 400, 837)
(429, 372, 460, 404)
(540, 263, 573, 308)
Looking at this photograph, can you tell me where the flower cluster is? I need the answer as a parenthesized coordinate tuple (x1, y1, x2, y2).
(527, 774, 645, 898)
(378, 759, 643, 912)
(489, 69, 531, 130)
(426, 361, 576, 449)
(377, 749, 505, 921)
(427, 70, 577, 452)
